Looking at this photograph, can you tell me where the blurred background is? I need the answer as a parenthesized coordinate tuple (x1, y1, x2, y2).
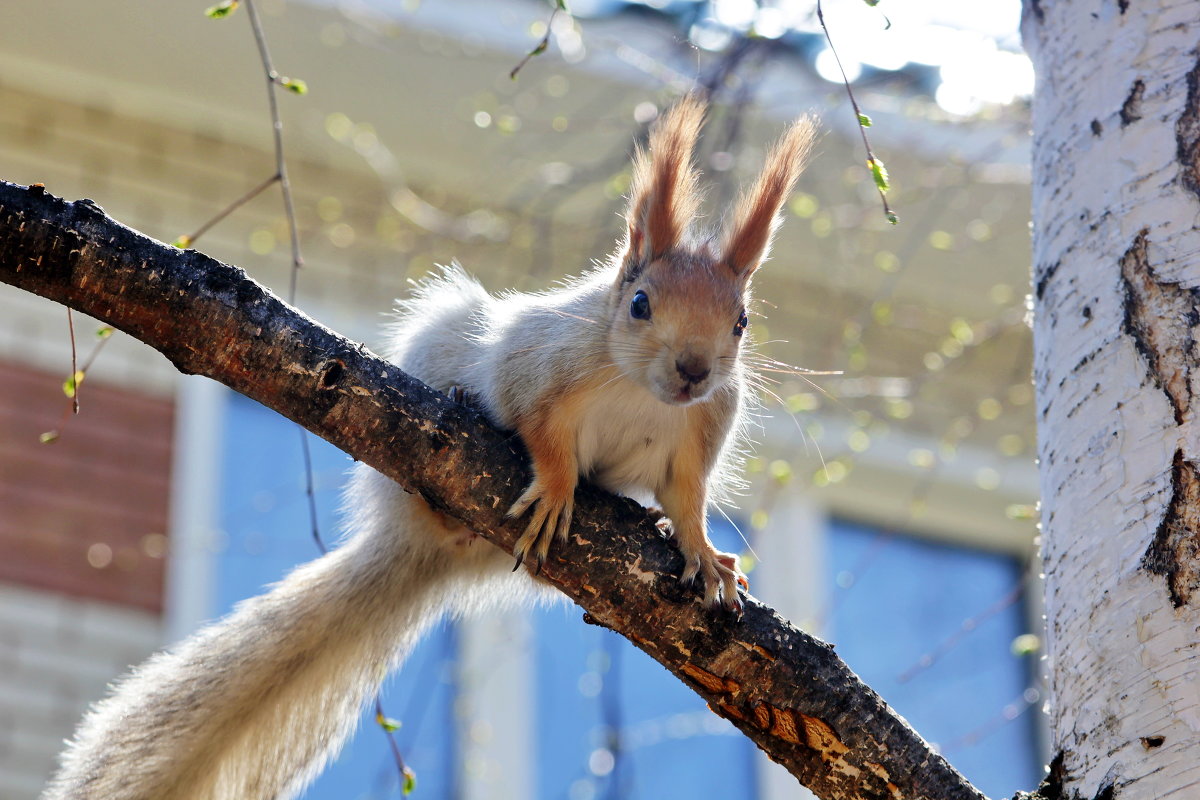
(0, 1, 1040, 798)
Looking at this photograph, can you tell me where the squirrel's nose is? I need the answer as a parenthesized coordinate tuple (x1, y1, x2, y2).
(675, 358, 710, 385)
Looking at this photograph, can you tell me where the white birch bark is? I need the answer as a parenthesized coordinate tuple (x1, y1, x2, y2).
(1023, 2, 1200, 797)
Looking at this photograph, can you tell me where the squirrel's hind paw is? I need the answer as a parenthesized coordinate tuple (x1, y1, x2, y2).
(508, 483, 574, 573)
(681, 547, 747, 615)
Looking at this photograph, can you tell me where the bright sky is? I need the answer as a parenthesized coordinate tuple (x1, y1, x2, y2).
(781, 0, 1032, 115)
(580, 0, 1033, 116)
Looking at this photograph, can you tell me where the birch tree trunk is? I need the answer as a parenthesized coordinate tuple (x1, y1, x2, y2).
(1024, 3, 1200, 797)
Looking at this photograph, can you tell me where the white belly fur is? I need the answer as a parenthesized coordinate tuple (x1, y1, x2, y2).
(575, 380, 687, 500)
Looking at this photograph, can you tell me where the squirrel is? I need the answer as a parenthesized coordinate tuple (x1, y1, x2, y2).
(42, 96, 815, 800)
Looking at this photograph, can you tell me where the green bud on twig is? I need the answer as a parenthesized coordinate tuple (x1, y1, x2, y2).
(204, 1, 239, 19)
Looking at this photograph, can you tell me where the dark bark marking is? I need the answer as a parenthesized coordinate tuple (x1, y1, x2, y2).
(1091, 119, 1103, 137)
(1117, 0, 1129, 13)
(1029, 0, 1045, 23)
(1119, 228, 1198, 427)
(1043, 751, 1067, 800)
(1120, 79, 1145, 126)
(1093, 780, 1116, 800)
(1036, 259, 1061, 301)
(1088, 211, 1112, 233)
(318, 359, 346, 390)
(1142, 450, 1200, 607)
(1072, 348, 1101, 373)
(1120, 229, 1200, 605)
(1176, 51, 1200, 202)
(1140, 734, 1165, 748)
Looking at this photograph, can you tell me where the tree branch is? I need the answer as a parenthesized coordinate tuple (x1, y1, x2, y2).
(0, 180, 987, 800)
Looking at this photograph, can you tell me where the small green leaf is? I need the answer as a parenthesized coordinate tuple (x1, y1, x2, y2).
(39, 431, 60, 444)
(63, 370, 85, 399)
(401, 767, 417, 796)
(281, 77, 308, 95)
(555, 0, 569, 9)
(172, 235, 192, 249)
(867, 157, 890, 194)
(529, 40, 549, 57)
(862, 0, 879, 5)
(1011, 633, 1040, 656)
(375, 711, 402, 733)
(886, 211, 899, 225)
(857, 113, 872, 128)
(95, 326, 114, 339)
(204, 0, 239, 18)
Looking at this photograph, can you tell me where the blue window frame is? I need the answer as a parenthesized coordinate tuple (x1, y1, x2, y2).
(827, 519, 1039, 799)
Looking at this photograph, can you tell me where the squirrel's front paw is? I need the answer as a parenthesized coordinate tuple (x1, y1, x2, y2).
(680, 545, 748, 614)
(507, 480, 574, 573)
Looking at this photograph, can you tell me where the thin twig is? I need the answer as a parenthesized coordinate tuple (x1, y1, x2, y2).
(242, 0, 304, 303)
(67, 308, 79, 414)
(299, 429, 326, 555)
(178, 173, 280, 248)
(940, 686, 1038, 752)
(510, 5, 561, 80)
(815, 0, 897, 224)
(374, 697, 414, 791)
(41, 324, 113, 443)
(896, 583, 1024, 684)
(79, 329, 114, 375)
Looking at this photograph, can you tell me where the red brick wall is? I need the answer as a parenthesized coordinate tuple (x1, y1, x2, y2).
(0, 360, 172, 613)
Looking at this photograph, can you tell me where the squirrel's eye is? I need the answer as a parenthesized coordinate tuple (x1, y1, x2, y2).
(733, 309, 748, 337)
(630, 290, 652, 320)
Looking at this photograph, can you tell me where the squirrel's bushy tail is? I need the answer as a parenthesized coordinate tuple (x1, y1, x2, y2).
(42, 466, 525, 800)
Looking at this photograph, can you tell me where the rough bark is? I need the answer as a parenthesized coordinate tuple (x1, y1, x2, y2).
(1024, 1, 1200, 798)
(0, 180, 988, 800)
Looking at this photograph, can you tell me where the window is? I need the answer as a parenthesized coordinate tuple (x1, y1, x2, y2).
(826, 519, 1039, 799)
(532, 518, 756, 800)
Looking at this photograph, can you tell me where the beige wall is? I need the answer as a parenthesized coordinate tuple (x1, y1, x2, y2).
(0, 584, 160, 799)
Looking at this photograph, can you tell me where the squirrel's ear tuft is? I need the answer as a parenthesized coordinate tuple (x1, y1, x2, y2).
(720, 115, 817, 279)
(623, 96, 705, 273)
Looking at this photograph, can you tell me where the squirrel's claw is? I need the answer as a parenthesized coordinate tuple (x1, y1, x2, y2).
(715, 552, 750, 592)
(508, 481, 574, 574)
(679, 546, 748, 615)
